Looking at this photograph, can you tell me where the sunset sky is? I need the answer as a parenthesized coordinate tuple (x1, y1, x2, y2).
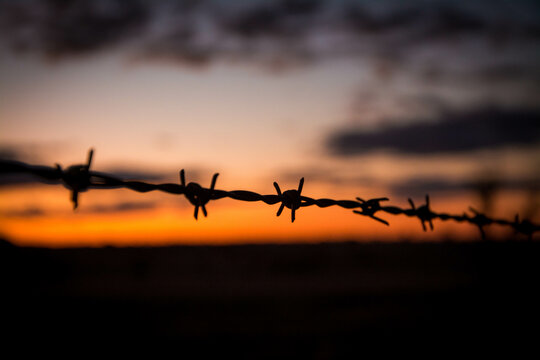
(1, 0, 539, 246)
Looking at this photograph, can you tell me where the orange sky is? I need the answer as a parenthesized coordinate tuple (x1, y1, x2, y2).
(1, 0, 538, 246)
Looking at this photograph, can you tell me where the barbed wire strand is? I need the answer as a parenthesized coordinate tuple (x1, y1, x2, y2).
(1, 149, 538, 240)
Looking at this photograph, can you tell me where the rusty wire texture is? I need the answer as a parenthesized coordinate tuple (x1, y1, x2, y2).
(1, 149, 538, 240)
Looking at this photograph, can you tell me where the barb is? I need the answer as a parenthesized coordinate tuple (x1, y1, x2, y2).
(0, 149, 538, 240)
(511, 214, 538, 241)
(274, 177, 304, 223)
(180, 169, 219, 219)
(56, 148, 94, 209)
(467, 207, 493, 241)
(408, 195, 435, 232)
(353, 197, 389, 225)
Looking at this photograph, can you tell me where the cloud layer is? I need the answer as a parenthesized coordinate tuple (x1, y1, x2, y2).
(0, 201, 157, 218)
(388, 176, 540, 198)
(326, 107, 540, 156)
(1, 0, 539, 71)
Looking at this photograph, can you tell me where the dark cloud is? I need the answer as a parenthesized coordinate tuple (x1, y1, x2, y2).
(1, 207, 46, 218)
(0, 143, 58, 163)
(0, 202, 157, 218)
(327, 107, 540, 156)
(343, 5, 421, 36)
(0, 148, 24, 162)
(0, 173, 60, 187)
(278, 167, 375, 187)
(474, 64, 540, 84)
(0, 0, 149, 58)
(413, 6, 487, 39)
(84, 201, 157, 214)
(341, 3, 502, 39)
(0, 145, 63, 186)
(389, 176, 540, 198)
(222, 0, 321, 38)
(1, 0, 539, 70)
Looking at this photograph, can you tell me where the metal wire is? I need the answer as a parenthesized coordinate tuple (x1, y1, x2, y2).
(1, 148, 538, 240)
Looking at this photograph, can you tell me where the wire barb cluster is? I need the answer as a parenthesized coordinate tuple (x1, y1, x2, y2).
(1, 149, 538, 240)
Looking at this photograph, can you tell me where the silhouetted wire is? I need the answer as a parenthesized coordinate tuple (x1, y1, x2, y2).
(1, 149, 538, 240)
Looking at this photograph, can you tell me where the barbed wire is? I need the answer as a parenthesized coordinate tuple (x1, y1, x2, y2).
(1, 148, 538, 240)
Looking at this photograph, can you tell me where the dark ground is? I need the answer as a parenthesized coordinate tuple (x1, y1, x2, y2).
(1, 239, 539, 355)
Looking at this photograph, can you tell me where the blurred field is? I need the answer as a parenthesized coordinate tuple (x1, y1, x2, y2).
(2, 239, 539, 355)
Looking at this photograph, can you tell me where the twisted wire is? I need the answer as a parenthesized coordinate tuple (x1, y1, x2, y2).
(1, 149, 538, 240)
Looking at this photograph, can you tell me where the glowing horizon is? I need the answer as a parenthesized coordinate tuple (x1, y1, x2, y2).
(0, 174, 530, 247)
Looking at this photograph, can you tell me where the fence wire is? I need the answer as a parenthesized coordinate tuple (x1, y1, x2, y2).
(1, 149, 538, 240)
